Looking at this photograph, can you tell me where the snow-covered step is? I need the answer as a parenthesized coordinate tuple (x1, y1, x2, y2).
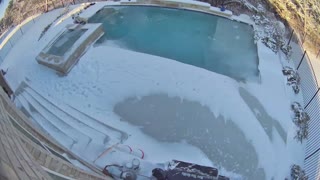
(14, 97, 46, 132)
(25, 84, 128, 143)
(17, 94, 113, 163)
(19, 92, 92, 149)
(16, 95, 76, 149)
(67, 105, 128, 142)
(24, 89, 109, 145)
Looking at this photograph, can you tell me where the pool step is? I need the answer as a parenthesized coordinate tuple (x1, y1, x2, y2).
(14, 97, 47, 132)
(14, 81, 130, 162)
(24, 89, 109, 145)
(67, 105, 128, 142)
(20, 91, 92, 144)
(16, 95, 76, 149)
(16, 93, 110, 161)
(25, 84, 128, 143)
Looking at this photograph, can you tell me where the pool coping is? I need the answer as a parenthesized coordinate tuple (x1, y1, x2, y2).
(79, 0, 234, 21)
(120, 0, 233, 18)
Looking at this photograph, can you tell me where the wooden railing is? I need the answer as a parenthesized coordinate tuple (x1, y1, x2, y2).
(0, 88, 111, 179)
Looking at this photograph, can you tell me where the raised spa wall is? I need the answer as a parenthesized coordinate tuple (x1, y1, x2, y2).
(36, 23, 104, 75)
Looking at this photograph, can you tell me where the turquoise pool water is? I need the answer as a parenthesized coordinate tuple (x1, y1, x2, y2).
(89, 6, 259, 81)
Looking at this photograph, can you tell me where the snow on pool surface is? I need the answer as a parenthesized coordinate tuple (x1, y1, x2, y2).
(88, 5, 259, 81)
(114, 93, 265, 179)
(1, 3, 305, 180)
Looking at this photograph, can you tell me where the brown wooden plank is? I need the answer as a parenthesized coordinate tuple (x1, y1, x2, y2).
(0, 112, 33, 180)
(0, 140, 10, 164)
(0, 70, 13, 96)
(11, 128, 52, 180)
(0, 159, 19, 180)
(0, 88, 110, 180)
(0, 132, 31, 180)
(0, 102, 51, 180)
(0, 91, 105, 177)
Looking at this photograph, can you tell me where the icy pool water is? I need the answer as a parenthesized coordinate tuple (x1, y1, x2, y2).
(89, 5, 259, 81)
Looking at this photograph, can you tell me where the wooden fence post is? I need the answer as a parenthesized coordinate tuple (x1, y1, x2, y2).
(287, 29, 294, 46)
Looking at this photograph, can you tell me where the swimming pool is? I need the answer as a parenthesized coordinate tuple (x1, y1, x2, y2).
(89, 5, 259, 81)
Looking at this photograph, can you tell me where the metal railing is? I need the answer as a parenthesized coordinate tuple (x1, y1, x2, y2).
(287, 30, 320, 179)
(0, 15, 40, 63)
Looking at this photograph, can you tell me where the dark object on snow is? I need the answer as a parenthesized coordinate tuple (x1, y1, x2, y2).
(121, 171, 137, 180)
(292, 85, 300, 94)
(161, 160, 221, 180)
(103, 164, 123, 178)
(103, 164, 137, 180)
(291, 164, 308, 180)
(282, 66, 294, 75)
(282, 66, 300, 94)
(38, 23, 53, 41)
(72, 15, 87, 24)
(84, 2, 96, 9)
(291, 102, 310, 143)
(152, 168, 167, 180)
(218, 175, 230, 180)
(220, 5, 226, 11)
(0, 69, 13, 98)
(168, 160, 218, 179)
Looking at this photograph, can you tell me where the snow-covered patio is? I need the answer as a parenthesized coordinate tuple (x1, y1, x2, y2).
(0, 1, 306, 179)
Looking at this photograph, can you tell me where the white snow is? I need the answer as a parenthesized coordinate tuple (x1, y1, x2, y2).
(209, 6, 233, 16)
(163, 0, 211, 7)
(80, 1, 121, 19)
(0, 2, 306, 180)
(240, 0, 260, 13)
